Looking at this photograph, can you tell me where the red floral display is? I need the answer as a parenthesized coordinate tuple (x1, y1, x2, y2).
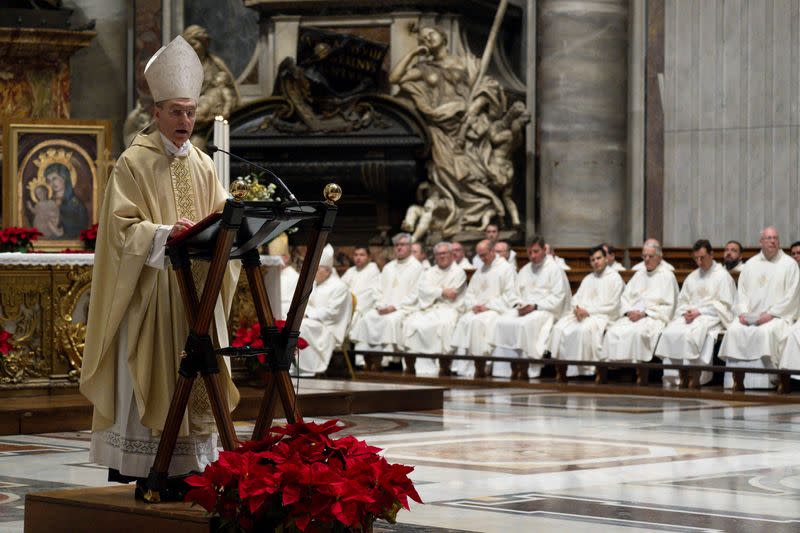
(79, 223, 99, 251)
(0, 330, 12, 357)
(0, 227, 43, 253)
(231, 320, 309, 366)
(185, 419, 421, 532)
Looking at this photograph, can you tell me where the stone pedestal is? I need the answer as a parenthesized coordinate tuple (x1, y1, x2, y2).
(0, 27, 95, 121)
(538, 1, 628, 246)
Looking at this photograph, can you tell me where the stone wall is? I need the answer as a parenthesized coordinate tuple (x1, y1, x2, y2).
(664, 0, 800, 246)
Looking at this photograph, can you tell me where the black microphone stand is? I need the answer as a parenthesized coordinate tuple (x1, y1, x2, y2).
(208, 144, 299, 206)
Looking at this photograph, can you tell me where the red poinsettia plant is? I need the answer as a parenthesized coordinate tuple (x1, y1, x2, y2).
(185, 419, 421, 533)
(0, 329, 13, 358)
(0, 227, 43, 253)
(79, 223, 99, 251)
(232, 320, 309, 370)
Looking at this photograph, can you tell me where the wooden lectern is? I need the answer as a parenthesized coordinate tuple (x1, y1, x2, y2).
(143, 181, 341, 502)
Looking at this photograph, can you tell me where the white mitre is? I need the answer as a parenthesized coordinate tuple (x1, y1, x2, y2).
(144, 35, 203, 103)
(319, 244, 335, 269)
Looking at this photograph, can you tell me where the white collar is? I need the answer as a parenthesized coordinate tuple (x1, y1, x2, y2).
(159, 132, 191, 157)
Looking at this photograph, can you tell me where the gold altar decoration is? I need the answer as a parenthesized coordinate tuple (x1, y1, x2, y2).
(0, 27, 95, 121)
(0, 262, 271, 391)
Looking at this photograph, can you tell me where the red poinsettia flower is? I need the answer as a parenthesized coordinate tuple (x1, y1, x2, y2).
(0, 330, 12, 356)
(185, 419, 421, 532)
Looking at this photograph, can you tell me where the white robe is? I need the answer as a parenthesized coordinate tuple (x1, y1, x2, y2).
(550, 266, 624, 376)
(341, 262, 380, 332)
(297, 274, 352, 375)
(632, 259, 674, 271)
(719, 250, 800, 387)
(601, 262, 678, 362)
(609, 260, 626, 272)
(403, 263, 467, 375)
(349, 257, 424, 351)
(456, 257, 474, 270)
(279, 266, 300, 320)
(492, 256, 571, 377)
(451, 257, 517, 376)
(655, 262, 736, 386)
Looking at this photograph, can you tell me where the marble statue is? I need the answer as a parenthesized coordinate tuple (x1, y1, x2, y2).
(389, 26, 528, 241)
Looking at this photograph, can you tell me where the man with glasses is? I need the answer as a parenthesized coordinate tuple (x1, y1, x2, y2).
(720, 226, 800, 388)
(350, 233, 424, 357)
(601, 239, 678, 363)
(403, 242, 467, 375)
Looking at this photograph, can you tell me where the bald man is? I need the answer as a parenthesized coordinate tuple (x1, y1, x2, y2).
(720, 226, 800, 388)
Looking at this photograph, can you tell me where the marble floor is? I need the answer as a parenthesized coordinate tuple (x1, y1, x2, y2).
(3, 386, 800, 532)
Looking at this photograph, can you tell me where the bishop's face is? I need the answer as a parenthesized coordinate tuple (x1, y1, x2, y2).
(394, 238, 412, 260)
(642, 247, 661, 271)
(154, 98, 197, 147)
(528, 244, 546, 265)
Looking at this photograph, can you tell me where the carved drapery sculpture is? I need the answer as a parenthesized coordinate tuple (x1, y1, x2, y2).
(391, 26, 528, 241)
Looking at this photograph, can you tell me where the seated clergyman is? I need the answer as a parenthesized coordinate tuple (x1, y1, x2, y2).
(601, 239, 678, 362)
(550, 245, 624, 376)
(411, 242, 431, 268)
(402, 242, 466, 376)
(655, 240, 736, 386)
(297, 245, 352, 375)
(451, 239, 517, 376)
(491, 236, 571, 378)
(723, 240, 745, 273)
(631, 238, 675, 271)
(603, 243, 626, 272)
(349, 232, 424, 355)
(719, 226, 800, 388)
(451, 241, 474, 270)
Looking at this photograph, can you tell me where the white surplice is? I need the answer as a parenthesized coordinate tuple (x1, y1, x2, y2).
(601, 262, 678, 362)
(403, 263, 467, 375)
(341, 262, 380, 332)
(349, 257, 424, 352)
(719, 250, 800, 387)
(491, 256, 571, 377)
(279, 266, 300, 320)
(550, 266, 624, 376)
(655, 261, 736, 386)
(297, 273, 352, 375)
(451, 257, 517, 376)
(609, 261, 626, 272)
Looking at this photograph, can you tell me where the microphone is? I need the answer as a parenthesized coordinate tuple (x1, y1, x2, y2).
(207, 144, 299, 205)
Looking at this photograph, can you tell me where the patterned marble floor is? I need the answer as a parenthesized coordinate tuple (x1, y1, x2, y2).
(2, 386, 800, 532)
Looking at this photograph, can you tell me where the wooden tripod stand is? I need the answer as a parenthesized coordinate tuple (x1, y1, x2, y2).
(143, 184, 340, 502)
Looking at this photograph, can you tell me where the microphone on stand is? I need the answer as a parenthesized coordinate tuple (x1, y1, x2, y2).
(207, 144, 299, 206)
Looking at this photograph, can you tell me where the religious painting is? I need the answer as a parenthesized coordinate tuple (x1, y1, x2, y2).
(2, 119, 112, 251)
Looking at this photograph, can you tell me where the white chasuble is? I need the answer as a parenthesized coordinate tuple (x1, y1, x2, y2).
(601, 262, 678, 362)
(719, 251, 799, 369)
(81, 131, 240, 477)
(349, 257, 424, 351)
(297, 274, 352, 374)
(655, 262, 736, 386)
(279, 266, 300, 320)
(491, 256, 571, 377)
(341, 262, 380, 332)
(451, 257, 517, 376)
(403, 263, 467, 375)
(550, 266, 624, 375)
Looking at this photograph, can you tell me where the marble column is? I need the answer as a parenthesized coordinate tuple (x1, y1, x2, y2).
(538, 0, 628, 246)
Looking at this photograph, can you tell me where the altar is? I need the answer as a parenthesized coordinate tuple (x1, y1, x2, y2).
(0, 253, 283, 393)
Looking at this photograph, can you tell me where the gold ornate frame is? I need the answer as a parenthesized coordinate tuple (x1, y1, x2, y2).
(2, 119, 112, 251)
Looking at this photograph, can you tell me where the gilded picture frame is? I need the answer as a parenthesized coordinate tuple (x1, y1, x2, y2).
(2, 119, 112, 251)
